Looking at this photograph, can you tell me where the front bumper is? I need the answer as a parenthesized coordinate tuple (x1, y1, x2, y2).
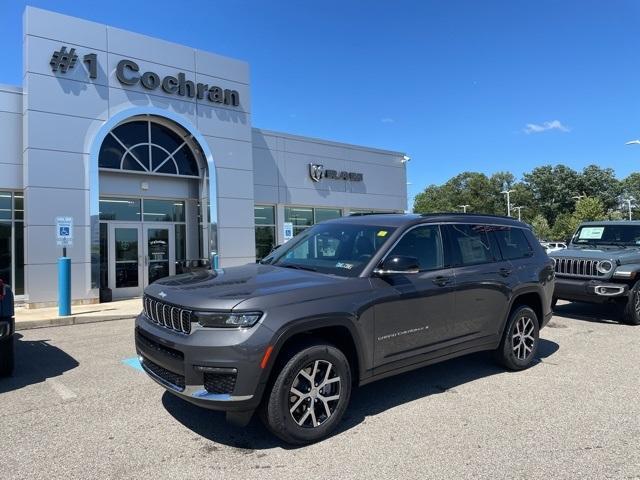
(135, 313, 274, 421)
(554, 277, 629, 303)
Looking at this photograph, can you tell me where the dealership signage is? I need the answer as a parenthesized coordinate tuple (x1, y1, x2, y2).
(309, 164, 363, 183)
(49, 46, 240, 107)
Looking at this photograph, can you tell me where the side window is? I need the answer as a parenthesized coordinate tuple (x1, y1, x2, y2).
(387, 225, 443, 271)
(493, 227, 533, 260)
(448, 224, 496, 266)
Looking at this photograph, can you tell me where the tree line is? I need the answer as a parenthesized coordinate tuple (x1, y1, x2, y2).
(412, 164, 640, 241)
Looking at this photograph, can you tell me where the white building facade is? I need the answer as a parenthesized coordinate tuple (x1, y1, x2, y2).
(0, 7, 407, 308)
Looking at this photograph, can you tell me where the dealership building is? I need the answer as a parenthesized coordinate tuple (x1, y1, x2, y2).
(0, 7, 407, 307)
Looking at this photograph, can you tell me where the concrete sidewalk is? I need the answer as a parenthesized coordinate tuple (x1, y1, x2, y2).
(15, 298, 142, 330)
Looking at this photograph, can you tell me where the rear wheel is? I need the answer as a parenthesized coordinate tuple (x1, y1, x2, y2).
(0, 337, 14, 377)
(496, 306, 539, 371)
(622, 281, 640, 325)
(261, 342, 352, 445)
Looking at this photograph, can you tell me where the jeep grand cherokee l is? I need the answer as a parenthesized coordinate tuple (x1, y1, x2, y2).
(135, 214, 554, 444)
(550, 220, 640, 325)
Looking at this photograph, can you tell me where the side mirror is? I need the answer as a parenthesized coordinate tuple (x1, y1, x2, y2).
(374, 255, 420, 275)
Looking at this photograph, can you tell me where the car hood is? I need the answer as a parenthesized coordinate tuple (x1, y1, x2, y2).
(550, 246, 640, 264)
(144, 263, 365, 311)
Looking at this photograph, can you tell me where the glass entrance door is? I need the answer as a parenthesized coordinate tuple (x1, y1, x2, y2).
(108, 224, 143, 299)
(143, 224, 175, 286)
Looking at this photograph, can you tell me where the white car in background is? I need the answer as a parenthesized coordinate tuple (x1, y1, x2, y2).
(540, 241, 567, 254)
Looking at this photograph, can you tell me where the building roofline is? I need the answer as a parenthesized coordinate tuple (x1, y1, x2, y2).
(0, 84, 22, 94)
(252, 127, 406, 157)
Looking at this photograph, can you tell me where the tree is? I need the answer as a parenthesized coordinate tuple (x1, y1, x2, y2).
(578, 165, 622, 212)
(551, 213, 580, 242)
(573, 196, 606, 222)
(522, 165, 581, 225)
(530, 214, 551, 240)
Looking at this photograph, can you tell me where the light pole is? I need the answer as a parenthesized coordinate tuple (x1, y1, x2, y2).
(623, 198, 635, 221)
(458, 204, 470, 213)
(512, 206, 523, 221)
(501, 189, 514, 216)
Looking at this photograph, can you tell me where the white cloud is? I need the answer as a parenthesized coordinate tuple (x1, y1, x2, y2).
(380, 117, 395, 123)
(523, 120, 570, 134)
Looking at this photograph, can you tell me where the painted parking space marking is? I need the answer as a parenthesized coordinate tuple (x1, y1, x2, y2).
(46, 378, 77, 400)
(122, 357, 143, 372)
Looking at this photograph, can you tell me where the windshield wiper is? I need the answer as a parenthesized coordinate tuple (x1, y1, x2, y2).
(277, 263, 318, 272)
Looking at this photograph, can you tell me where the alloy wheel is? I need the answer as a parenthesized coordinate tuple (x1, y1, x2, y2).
(512, 315, 536, 361)
(289, 360, 341, 428)
(634, 289, 640, 317)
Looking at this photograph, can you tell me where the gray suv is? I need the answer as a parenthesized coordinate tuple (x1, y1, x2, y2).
(135, 214, 554, 444)
(550, 221, 640, 325)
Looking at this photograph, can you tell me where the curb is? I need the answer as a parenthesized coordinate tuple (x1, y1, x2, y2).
(15, 314, 136, 331)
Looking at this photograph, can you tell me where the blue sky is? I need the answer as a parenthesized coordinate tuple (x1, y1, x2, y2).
(1, 0, 639, 208)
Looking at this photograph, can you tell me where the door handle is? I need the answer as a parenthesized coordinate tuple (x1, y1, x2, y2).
(499, 267, 512, 277)
(433, 276, 451, 287)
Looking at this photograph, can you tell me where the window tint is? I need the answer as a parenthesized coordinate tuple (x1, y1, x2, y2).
(388, 225, 443, 271)
(448, 224, 495, 266)
(494, 227, 533, 260)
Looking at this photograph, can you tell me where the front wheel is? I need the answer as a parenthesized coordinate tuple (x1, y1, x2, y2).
(495, 306, 540, 371)
(622, 281, 640, 325)
(261, 342, 352, 445)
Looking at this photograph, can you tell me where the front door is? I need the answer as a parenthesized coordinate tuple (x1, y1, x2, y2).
(109, 224, 143, 299)
(372, 224, 457, 370)
(143, 224, 175, 286)
(108, 223, 176, 299)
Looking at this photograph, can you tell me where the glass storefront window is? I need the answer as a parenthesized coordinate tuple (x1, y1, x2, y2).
(0, 192, 11, 220)
(255, 205, 276, 260)
(143, 199, 185, 222)
(175, 224, 186, 261)
(99, 198, 141, 221)
(254, 205, 275, 225)
(0, 192, 25, 294)
(315, 208, 342, 223)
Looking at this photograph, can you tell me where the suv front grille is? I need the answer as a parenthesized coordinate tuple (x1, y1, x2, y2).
(143, 295, 193, 334)
(204, 372, 237, 395)
(141, 357, 185, 391)
(553, 258, 607, 279)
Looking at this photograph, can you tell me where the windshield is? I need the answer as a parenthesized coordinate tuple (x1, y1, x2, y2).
(263, 222, 396, 277)
(572, 224, 640, 246)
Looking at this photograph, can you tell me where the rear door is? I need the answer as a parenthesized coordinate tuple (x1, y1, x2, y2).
(371, 224, 457, 368)
(444, 223, 517, 343)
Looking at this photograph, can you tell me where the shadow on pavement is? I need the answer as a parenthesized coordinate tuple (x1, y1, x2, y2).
(553, 301, 623, 325)
(162, 339, 559, 450)
(0, 333, 79, 394)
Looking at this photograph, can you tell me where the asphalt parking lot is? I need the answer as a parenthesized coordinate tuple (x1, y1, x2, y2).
(1, 302, 639, 480)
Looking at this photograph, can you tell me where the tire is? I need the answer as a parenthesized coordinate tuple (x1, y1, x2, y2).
(0, 337, 14, 377)
(495, 306, 540, 371)
(622, 281, 640, 325)
(261, 342, 352, 445)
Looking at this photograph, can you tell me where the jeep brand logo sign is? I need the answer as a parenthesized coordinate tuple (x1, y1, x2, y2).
(308, 164, 363, 182)
(116, 60, 240, 106)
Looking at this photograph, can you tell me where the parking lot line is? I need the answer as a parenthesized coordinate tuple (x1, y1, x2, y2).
(121, 357, 143, 372)
(45, 378, 77, 400)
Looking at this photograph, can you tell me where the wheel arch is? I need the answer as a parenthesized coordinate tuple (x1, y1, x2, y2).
(261, 315, 365, 389)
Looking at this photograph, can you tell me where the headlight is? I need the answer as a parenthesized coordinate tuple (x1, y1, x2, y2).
(597, 261, 613, 274)
(194, 311, 263, 328)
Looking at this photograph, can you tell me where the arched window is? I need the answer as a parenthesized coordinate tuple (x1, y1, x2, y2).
(99, 119, 199, 177)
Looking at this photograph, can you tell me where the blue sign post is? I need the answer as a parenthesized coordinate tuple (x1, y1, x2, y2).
(56, 217, 73, 316)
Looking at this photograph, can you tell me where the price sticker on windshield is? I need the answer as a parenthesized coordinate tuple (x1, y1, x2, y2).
(579, 227, 604, 240)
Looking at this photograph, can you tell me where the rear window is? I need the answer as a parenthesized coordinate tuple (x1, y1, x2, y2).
(493, 227, 533, 260)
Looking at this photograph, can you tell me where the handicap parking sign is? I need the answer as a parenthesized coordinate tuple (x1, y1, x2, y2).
(56, 217, 74, 246)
